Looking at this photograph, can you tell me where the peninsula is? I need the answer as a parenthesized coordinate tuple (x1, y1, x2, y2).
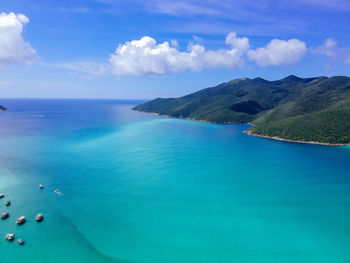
(133, 75, 350, 145)
(0, 105, 8, 112)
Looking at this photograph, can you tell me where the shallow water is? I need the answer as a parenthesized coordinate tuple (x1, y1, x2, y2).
(0, 99, 350, 263)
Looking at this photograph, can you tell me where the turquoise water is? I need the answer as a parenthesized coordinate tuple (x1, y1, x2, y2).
(0, 99, 350, 263)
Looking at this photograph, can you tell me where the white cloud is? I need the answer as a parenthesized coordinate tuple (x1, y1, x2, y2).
(192, 35, 203, 42)
(170, 39, 179, 48)
(109, 32, 249, 75)
(147, 1, 222, 16)
(57, 7, 91, 13)
(0, 12, 36, 64)
(323, 38, 337, 48)
(312, 38, 350, 64)
(225, 32, 250, 52)
(54, 61, 108, 75)
(312, 38, 337, 58)
(247, 39, 307, 66)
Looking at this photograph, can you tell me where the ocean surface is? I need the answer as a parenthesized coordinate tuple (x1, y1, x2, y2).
(0, 99, 350, 263)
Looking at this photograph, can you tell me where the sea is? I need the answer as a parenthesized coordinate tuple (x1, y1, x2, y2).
(0, 99, 350, 263)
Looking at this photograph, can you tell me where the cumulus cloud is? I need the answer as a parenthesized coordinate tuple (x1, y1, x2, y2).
(247, 39, 307, 66)
(109, 32, 249, 75)
(0, 12, 36, 64)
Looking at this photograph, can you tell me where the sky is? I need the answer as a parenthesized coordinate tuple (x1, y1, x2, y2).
(0, 0, 349, 99)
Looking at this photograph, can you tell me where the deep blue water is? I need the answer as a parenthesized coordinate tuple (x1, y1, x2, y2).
(0, 99, 350, 263)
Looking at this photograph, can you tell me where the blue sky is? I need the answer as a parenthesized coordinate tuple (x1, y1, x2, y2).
(0, 0, 349, 99)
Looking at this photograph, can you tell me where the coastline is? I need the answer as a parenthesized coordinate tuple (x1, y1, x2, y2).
(133, 109, 350, 147)
(244, 129, 349, 147)
(133, 109, 236, 124)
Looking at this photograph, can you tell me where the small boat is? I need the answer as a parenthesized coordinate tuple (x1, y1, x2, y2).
(39, 184, 44, 189)
(0, 193, 4, 198)
(5, 200, 11, 206)
(5, 233, 15, 241)
(17, 239, 25, 245)
(16, 216, 26, 225)
(1, 212, 9, 219)
(35, 213, 44, 222)
(54, 189, 61, 194)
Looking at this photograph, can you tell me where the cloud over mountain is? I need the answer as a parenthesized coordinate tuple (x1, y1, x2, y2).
(247, 39, 307, 66)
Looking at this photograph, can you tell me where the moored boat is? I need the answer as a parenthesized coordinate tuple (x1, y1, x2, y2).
(5, 200, 11, 206)
(1, 212, 9, 219)
(17, 239, 25, 245)
(5, 233, 15, 241)
(16, 216, 26, 225)
(39, 184, 44, 189)
(0, 193, 4, 198)
(35, 213, 44, 222)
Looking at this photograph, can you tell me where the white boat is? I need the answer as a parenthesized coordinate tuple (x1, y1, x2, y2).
(16, 216, 26, 225)
(35, 213, 44, 222)
(5, 233, 15, 241)
(1, 212, 9, 219)
(0, 193, 4, 198)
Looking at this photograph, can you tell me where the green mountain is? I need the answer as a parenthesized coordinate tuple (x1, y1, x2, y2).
(133, 75, 350, 145)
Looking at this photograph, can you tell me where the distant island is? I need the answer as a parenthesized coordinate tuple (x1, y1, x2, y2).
(0, 105, 8, 112)
(133, 75, 350, 146)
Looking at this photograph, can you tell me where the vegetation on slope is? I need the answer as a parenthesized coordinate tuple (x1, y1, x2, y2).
(251, 110, 350, 144)
(133, 75, 350, 145)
